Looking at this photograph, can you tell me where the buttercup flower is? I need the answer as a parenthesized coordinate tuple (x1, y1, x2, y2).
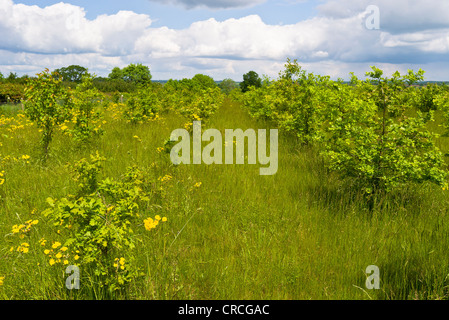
(114, 257, 126, 270)
(52, 242, 61, 249)
(17, 243, 30, 254)
(144, 216, 167, 231)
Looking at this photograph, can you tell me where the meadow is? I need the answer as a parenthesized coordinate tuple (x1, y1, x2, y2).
(1, 64, 449, 300)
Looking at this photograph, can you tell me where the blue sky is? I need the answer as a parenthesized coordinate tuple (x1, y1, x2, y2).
(1, 0, 449, 80)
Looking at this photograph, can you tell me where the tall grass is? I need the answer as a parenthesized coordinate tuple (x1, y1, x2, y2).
(1, 99, 449, 299)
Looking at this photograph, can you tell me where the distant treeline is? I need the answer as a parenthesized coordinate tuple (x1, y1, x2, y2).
(0, 63, 254, 104)
(0, 63, 257, 104)
(3, 62, 445, 104)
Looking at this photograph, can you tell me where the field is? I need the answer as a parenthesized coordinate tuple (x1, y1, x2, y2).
(1, 64, 449, 300)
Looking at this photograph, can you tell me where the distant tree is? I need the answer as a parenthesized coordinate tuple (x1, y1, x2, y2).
(7, 72, 18, 82)
(219, 78, 239, 94)
(191, 74, 217, 89)
(108, 67, 123, 81)
(240, 71, 262, 93)
(122, 63, 152, 84)
(54, 65, 88, 82)
(108, 64, 152, 84)
(0, 72, 4, 81)
(93, 78, 137, 93)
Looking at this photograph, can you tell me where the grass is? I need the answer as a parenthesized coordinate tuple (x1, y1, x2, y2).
(1, 99, 449, 299)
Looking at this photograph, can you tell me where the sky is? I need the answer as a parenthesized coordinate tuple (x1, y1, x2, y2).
(1, 0, 449, 81)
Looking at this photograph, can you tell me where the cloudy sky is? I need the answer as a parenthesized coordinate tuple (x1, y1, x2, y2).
(1, 0, 449, 81)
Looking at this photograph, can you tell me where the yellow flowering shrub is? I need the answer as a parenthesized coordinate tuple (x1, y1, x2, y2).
(41, 153, 169, 293)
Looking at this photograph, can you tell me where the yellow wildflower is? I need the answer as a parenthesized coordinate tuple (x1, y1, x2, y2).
(144, 217, 157, 231)
(17, 243, 30, 253)
(133, 135, 142, 142)
(144, 216, 167, 231)
(194, 182, 202, 188)
(113, 258, 121, 268)
(52, 242, 61, 249)
(158, 175, 172, 183)
(12, 224, 24, 234)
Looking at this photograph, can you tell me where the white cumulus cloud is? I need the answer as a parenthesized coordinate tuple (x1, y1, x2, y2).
(0, 0, 152, 55)
(1, 0, 449, 80)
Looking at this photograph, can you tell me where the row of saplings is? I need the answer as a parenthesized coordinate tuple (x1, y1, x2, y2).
(240, 59, 449, 209)
(23, 69, 224, 162)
